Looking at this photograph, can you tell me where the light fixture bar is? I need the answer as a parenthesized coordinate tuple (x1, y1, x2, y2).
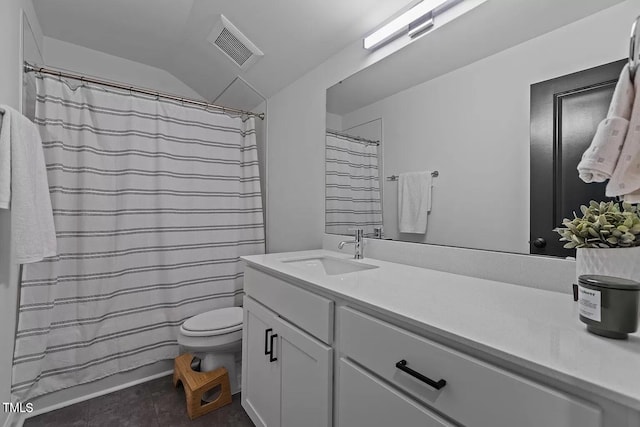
(408, 13, 434, 38)
(363, 0, 448, 50)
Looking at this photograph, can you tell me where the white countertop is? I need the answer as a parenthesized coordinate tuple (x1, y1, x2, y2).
(242, 249, 640, 410)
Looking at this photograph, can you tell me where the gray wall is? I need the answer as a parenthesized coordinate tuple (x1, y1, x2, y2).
(0, 3, 44, 426)
(43, 37, 204, 99)
(0, 2, 22, 424)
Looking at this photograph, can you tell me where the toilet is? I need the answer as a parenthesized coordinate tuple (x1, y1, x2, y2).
(178, 307, 243, 394)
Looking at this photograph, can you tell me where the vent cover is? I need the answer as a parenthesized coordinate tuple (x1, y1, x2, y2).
(208, 15, 263, 71)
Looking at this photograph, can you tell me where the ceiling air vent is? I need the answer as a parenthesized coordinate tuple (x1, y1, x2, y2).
(207, 15, 263, 71)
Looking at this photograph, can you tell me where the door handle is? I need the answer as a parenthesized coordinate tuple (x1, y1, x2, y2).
(269, 333, 278, 362)
(395, 360, 446, 390)
(532, 237, 546, 248)
(264, 328, 273, 355)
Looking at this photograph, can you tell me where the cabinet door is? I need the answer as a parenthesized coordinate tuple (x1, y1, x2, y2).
(242, 297, 281, 427)
(277, 316, 333, 427)
(338, 358, 453, 427)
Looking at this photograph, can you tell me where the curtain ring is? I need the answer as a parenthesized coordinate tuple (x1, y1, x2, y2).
(80, 76, 85, 87)
(129, 87, 133, 96)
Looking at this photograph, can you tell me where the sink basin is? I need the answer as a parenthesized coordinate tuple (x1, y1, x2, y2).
(281, 256, 378, 276)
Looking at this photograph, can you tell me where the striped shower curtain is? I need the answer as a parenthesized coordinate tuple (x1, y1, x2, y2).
(11, 76, 264, 399)
(325, 132, 382, 237)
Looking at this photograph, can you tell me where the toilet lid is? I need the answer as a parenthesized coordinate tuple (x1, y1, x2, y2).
(182, 307, 243, 336)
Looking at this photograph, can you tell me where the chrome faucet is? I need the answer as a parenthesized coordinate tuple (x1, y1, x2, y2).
(339, 228, 364, 259)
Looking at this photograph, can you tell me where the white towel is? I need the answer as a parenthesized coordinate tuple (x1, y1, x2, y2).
(398, 171, 432, 234)
(578, 64, 634, 183)
(607, 67, 640, 200)
(0, 105, 57, 263)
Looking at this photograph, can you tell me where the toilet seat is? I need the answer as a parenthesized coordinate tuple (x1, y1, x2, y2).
(180, 307, 243, 337)
(177, 306, 244, 394)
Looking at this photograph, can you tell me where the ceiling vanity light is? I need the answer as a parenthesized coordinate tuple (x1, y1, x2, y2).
(363, 0, 459, 50)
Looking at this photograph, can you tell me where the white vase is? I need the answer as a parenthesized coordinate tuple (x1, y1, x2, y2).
(576, 246, 640, 284)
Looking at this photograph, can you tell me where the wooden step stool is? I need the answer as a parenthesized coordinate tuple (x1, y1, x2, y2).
(173, 353, 232, 420)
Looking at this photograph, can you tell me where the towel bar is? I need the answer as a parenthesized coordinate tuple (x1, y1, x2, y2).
(387, 171, 438, 181)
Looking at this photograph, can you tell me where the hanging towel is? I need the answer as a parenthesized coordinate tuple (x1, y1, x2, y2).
(607, 67, 640, 201)
(398, 171, 432, 234)
(578, 64, 635, 183)
(0, 105, 56, 263)
(620, 185, 640, 203)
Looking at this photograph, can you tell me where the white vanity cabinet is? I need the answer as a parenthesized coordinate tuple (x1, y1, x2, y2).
(241, 251, 640, 427)
(242, 267, 333, 427)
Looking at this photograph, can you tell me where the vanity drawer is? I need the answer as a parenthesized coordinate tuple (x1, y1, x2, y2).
(338, 306, 601, 427)
(244, 266, 333, 344)
(338, 358, 453, 427)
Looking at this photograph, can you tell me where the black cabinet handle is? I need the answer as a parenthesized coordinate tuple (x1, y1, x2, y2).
(264, 328, 273, 355)
(395, 360, 446, 390)
(269, 334, 278, 362)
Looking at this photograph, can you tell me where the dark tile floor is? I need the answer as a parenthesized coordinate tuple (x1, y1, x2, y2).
(24, 375, 255, 427)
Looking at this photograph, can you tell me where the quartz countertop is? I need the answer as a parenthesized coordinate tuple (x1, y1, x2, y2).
(242, 249, 640, 410)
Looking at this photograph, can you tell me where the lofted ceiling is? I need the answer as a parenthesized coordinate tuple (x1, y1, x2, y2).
(33, 0, 416, 110)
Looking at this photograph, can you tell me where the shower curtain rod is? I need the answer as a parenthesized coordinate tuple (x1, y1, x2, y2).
(326, 129, 380, 146)
(23, 62, 265, 120)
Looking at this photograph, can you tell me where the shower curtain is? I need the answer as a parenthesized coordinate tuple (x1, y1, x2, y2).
(11, 76, 265, 399)
(325, 132, 382, 237)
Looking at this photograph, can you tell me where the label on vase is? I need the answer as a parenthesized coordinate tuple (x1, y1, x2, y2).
(578, 286, 601, 322)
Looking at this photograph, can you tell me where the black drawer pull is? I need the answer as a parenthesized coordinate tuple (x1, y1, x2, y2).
(395, 360, 446, 390)
(269, 334, 278, 362)
(264, 328, 273, 355)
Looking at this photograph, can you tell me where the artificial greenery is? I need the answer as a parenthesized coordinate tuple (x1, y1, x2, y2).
(554, 200, 640, 249)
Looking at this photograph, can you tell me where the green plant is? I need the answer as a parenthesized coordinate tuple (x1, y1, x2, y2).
(554, 200, 640, 249)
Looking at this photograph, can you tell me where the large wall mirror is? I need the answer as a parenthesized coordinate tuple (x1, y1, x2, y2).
(325, 0, 628, 255)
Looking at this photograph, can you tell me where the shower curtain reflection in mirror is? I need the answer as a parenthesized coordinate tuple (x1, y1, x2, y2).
(325, 125, 383, 238)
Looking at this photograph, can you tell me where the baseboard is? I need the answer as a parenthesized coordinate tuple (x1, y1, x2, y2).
(24, 368, 173, 420)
